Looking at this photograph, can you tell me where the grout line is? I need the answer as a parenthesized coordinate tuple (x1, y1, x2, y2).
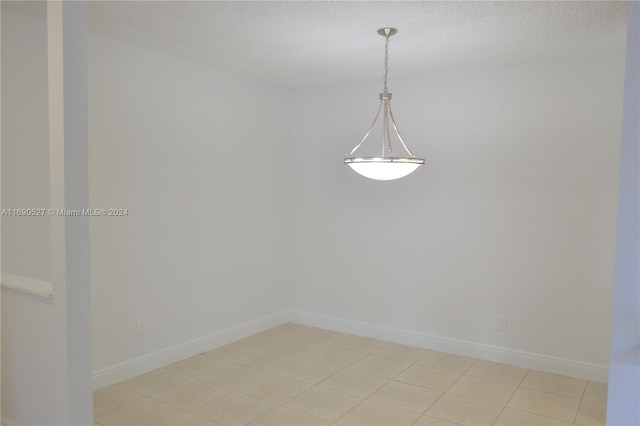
(572, 381, 590, 425)
(396, 347, 448, 420)
(490, 366, 531, 424)
(416, 362, 480, 423)
(333, 398, 367, 424)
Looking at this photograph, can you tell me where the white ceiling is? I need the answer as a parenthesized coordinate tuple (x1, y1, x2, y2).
(3, 1, 629, 88)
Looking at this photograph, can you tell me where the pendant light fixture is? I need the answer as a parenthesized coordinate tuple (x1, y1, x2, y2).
(344, 28, 425, 181)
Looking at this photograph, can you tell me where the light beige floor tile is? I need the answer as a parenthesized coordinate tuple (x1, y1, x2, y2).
(507, 387, 580, 422)
(417, 352, 476, 375)
(447, 375, 518, 406)
(348, 354, 411, 379)
(204, 341, 259, 361)
(149, 379, 229, 411)
(412, 415, 462, 425)
(165, 354, 227, 377)
(319, 368, 388, 398)
(173, 412, 222, 425)
(575, 401, 606, 426)
(296, 328, 348, 346)
(239, 373, 311, 404)
(425, 394, 503, 425)
(95, 397, 191, 425)
(275, 358, 342, 384)
(234, 348, 297, 372)
(199, 362, 266, 389)
(494, 407, 572, 425)
(371, 342, 431, 363)
(237, 331, 289, 349)
(582, 381, 607, 404)
(284, 386, 362, 422)
(249, 406, 330, 426)
(521, 371, 586, 398)
(261, 336, 323, 356)
(93, 385, 143, 417)
(302, 346, 365, 368)
(117, 368, 189, 396)
(465, 361, 528, 385)
(193, 392, 277, 425)
(395, 364, 461, 392)
(368, 380, 441, 413)
(330, 335, 385, 353)
(100, 327, 603, 426)
(267, 323, 312, 337)
(336, 400, 420, 425)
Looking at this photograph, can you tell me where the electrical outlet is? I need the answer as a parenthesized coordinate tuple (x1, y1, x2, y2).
(496, 314, 508, 332)
(136, 319, 146, 337)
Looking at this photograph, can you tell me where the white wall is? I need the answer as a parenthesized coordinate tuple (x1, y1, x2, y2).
(289, 54, 624, 369)
(88, 35, 291, 373)
(1, 10, 68, 425)
(1, 12, 50, 281)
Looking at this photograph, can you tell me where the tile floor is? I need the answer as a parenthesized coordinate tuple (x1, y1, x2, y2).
(93, 323, 607, 426)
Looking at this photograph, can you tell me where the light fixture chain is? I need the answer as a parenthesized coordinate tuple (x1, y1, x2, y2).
(383, 34, 389, 92)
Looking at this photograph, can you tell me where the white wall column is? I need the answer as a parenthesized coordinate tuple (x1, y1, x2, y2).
(607, 1, 640, 424)
(0, 4, 3, 422)
(48, 1, 92, 424)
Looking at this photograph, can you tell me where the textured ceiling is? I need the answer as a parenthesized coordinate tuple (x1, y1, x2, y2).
(3, 1, 629, 88)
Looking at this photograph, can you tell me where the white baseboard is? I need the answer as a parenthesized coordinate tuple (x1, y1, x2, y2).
(288, 310, 609, 384)
(92, 310, 289, 390)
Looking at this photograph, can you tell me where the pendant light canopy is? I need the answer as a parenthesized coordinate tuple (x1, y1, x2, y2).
(344, 28, 425, 181)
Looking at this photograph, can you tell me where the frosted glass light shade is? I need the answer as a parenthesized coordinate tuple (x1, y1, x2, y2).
(344, 157, 424, 181)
